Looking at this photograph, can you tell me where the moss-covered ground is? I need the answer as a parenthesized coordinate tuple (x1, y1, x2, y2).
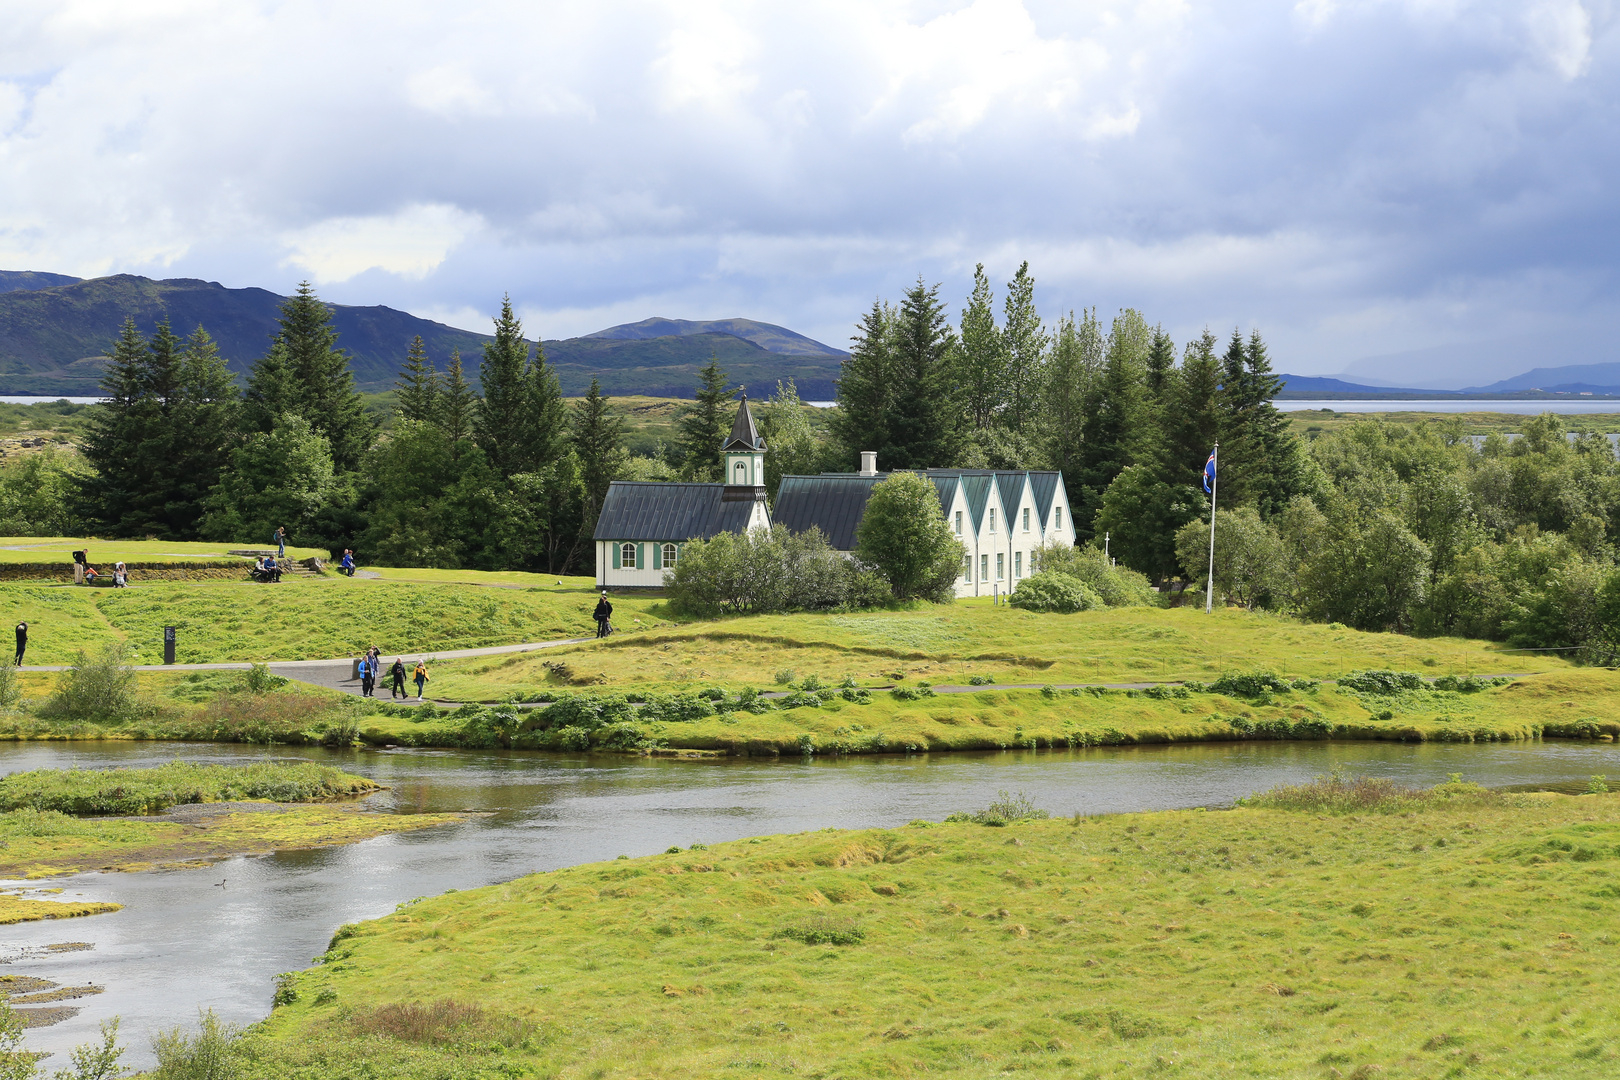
(243, 785, 1620, 1079)
(0, 891, 121, 924)
(425, 604, 1567, 701)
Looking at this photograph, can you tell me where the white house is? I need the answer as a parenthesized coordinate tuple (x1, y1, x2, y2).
(592, 398, 771, 589)
(771, 453, 1072, 599)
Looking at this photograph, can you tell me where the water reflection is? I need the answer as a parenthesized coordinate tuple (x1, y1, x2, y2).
(4, 737, 1619, 1067)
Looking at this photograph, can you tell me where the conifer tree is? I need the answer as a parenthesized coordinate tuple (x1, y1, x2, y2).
(884, 278, 957, 471)
(957, 265, 1004, 430)
(1000, 261, 1047, 439)
(396, 335, 439, 423)
(165, 326, 241, 537)
(76, 318, 154, 532)
(1164, 328, 1222, 491)
(1217, 328, 1302, 515)
(476, 296, 545, 479)
(571, 378, 625, 544)
(273, 283, 374, 472)
(1145, 327, 1176, 403)
(677, 359, 736, 481)
(1071, 309, 1151, 541)
(829, 300, 895, 468)
(242, 338, 297, 436)
(1044, 308, 1102, 519)
(761, 378, 823, 497)
(439, 349, 476, 454)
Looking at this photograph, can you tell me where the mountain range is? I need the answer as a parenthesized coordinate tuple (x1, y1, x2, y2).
(0, 272, 846, 399)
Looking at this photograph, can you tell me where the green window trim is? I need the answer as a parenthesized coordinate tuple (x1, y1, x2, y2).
(652, 543, 662, 570)
(637, 543, 646, 569)
(611, 543, 621, 570)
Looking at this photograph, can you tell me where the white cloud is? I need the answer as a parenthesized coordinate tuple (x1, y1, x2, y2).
(280, 204, 484, 284)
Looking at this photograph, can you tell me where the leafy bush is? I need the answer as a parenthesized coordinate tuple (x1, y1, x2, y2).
(890, 684, 935, 701)
(854, 471, 964, 602)
(1338, 670, 1424, 695)
(0, 761, 378, 815)
(1431, 674, 1499, 693)
(776, 916, 865, 946)
(667, 524, 882, 616)
(774, 669, 796, 685)
(1008, 571, 1102, 614)
(967, 675, 993, 686)
(947, 790, 1050, 826)
(839, 687, 871, 703)
(40, 642, 141, 722)
(348, 999, 533, 1048)
(534, 694, 633, 731)
(151, 1008, 242, 1080)
(640, 693, 715, 723)
(242, 663, 287, 694)
(1208, 671, 1290, 697)
(776, 690, 824, 709)
(1030, 543, 1157, 607)
(1139, 685, 1189, 700)
(1239, 772, 1497, 814)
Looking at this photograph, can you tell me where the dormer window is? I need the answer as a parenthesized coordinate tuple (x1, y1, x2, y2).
(734, 460, 748, 484)
(989, 508, 996, 532)
(954, 511, 962, 535)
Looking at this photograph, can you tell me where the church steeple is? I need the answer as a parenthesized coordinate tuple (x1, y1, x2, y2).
(721, 396, 766, 493)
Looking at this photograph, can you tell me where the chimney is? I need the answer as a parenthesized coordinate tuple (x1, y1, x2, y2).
(859, 451, 877, 476)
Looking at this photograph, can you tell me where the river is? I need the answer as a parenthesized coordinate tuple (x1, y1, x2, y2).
(7, 738, 1620, 1067)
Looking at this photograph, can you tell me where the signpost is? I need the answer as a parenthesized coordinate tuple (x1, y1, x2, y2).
(163, 626, 176, 665)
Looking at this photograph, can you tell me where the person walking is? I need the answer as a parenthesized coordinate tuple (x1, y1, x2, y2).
(357, 655, 374, 698)
(389, 658, 406, 699)
(273, 527, 287, 560)
(413, 660, 429, 701)
(14, 622, 25, 665)
(593, 591, 613, 638)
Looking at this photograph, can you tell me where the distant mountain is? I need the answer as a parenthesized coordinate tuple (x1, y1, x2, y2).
(1274, 374, 1460, 397)
(584, 317, 845, 358)
(0, 270, 82, 295)
(0, 273, 846, 398)
(1463, 362, 1620, 395)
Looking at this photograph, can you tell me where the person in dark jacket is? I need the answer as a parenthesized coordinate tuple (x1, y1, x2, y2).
(358, 655, 374, 697)
(389, 658, 406, 699)
(593, 592, 613, 638)
(14, 622, 25, 665)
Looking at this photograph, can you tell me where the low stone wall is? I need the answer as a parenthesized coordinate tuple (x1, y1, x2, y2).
(0, 561, 250, 584)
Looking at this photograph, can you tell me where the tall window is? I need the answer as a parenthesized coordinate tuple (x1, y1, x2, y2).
(989, 508, 996, 532)
(954, 510, 962, 535)
(734, 460, 748, 484)
(962, 555, 971, 581)
(621, 543, 636, 569)
(1022, 507, 1029, 531)
(1055, 506, 1064, 530)
(996, 553, 1004, 580)
(1014, 551, 1022, 579)
(980, 554, 988, 581)
(662, 543, 678, 569)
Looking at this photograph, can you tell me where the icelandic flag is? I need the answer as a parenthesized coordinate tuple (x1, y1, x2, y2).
(1203, 450, 1217, 494)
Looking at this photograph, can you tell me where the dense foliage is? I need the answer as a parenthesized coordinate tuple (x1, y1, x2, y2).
(854, 471, 965, 602)
(1007, 571, 1101, 613)
(665, 525, 890, 616)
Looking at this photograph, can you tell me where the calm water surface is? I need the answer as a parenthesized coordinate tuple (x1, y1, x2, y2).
(7, 738, 1620, 1067)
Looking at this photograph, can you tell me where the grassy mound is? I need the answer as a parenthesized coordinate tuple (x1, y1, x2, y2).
(0, 762, 379, 815)
(249, 785, 1620, 1078)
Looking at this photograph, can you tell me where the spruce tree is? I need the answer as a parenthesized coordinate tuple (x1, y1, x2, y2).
(1217, 328, 1302, 515)
(439, 349, 477, 454)
(571, 378, 626, 545)
(242, 338, 297, 436)
(274, 282, 374, 472)
(1045, 308, 1102, 519)
(677, 359, 736, 481)
(1164, 328, 1222, 491)
(958, 265, 1004, 429)
(477, 296, 537, 479)
(396, 335, 439, 423)
(829, 300, 895, 468)
(1071, 309, 1151, 541)
(76, 318, 154, 532)
(1000, 261, 1048, 439)
(166, 326, 241, 537)
(884, 278, 957, 471)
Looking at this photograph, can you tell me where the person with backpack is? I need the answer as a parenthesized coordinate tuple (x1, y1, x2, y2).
(389, 658, 406, 699)
(593, 591, 613, 638)
(273, 527, 287, 560)
(413, 660, 430, 701)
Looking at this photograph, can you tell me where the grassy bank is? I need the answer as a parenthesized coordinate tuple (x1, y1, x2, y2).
(0, 537, 327, 564)
(425, 604, 1565, 700)
(0, 761, 380, 814)
(0, 888, 120, 923)
(0, 580, 672, 664)
(243, 781, 1620, 1078)
(0, 804, 461, 879)
(348, 669, 1620, 755)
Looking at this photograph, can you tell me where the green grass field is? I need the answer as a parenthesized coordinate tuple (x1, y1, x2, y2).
(0, 537, 328, 564)
(246, 782, 1620, 1078)
(424, 603, 1568, 701)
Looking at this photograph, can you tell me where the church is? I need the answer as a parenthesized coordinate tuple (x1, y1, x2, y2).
(592, 397, 771, 588)
(594, 397, 1072, 598)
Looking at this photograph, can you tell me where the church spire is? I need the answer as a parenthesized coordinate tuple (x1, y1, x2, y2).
(721, 395, 765, 452)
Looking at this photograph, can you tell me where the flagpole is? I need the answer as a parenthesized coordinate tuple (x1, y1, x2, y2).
(1205, 443, 1218, 615)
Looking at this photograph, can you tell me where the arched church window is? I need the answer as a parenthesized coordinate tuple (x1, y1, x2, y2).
(621, 543, 636, 569)
(734, 460, 748, 483)
(663, 543, 678, 568)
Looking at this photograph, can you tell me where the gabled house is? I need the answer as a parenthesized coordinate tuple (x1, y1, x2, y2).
(592, 398, 770, 589)
(772, 453, 1072, 599)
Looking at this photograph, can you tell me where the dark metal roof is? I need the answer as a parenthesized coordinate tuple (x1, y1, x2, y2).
(1028, 471, 1060, 524)
(773, 474, 885, 550)
(593, 482, 756, 541)
(995, 472, 1025, 520)
(721, 397, 766, 451)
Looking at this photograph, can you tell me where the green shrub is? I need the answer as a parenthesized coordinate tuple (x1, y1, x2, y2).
(534, 694, 633, 731)
(640, 693, 715, 723)
(777, 690, 823, 709)
(151, 1008, 242, 1080)
(1431, 674, 1493, 693)
(242, 663, 287, 694)
(1208, 671, 1289, 697)
(1338, 670, 1424, 695)
(1030, 543, 1157, 607)
(1008, 571, 1102, 614)
(1239, 772, 1497, 815)
(1139, 685, 1189, 700)
(890, 685, 935, 701)
(947, 790, 1050, 826)
(776, 916, 865, 946)
(967, 675, 993, 686)
(41, 642, 141, 722)
(774, 669, 796, 685)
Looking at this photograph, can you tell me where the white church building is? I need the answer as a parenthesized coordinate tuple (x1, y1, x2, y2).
(594, 397, 1073, 598)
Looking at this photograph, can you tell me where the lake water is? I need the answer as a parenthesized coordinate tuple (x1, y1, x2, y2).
(7, 738, 1620, 1067)
(0, 397, 103, 405)
(1279, 399, 1620, 414)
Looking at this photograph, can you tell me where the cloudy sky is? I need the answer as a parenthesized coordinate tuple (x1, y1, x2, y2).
(1, 0, 1614, 385)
